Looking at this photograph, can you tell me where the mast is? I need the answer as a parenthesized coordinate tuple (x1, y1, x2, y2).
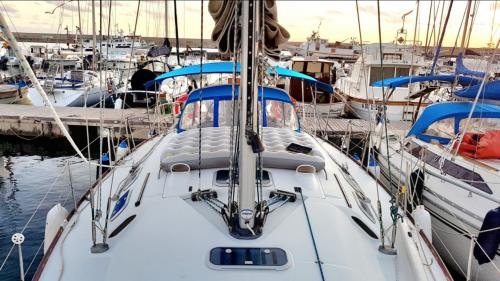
(237, 0, 262, 232)
(91, 0, 97, 71)
(460, 0, 472, 54)
(164, 0, 168, 72)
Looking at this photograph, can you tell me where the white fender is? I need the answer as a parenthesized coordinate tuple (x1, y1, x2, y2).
(411, 205, 432, 242)
(373, 122, 383, 149)
(116, 140, 130, 161)
(44, 203, 69, 254)
(114, 97, 123, 109)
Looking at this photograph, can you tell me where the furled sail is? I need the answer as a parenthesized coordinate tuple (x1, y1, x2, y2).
(456, 52, 486, 78)
(209, 0, 290, 59)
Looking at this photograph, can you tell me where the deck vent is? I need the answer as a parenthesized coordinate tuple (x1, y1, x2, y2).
(214, 170, 271, 186)
(209, 247, 288, 269)
(352, 216, 378, 239)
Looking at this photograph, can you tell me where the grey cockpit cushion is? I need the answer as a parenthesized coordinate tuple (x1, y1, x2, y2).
(160, 127, 325, 171)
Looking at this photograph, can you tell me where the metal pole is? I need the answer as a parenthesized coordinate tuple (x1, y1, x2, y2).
(237, 0, 259, 230)
(301, 80, 306, 122)
(11, 233, 25, 281)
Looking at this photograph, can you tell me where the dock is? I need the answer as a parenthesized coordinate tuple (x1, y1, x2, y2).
(302, 117, 411, 137)
(0, 104, 172, 140)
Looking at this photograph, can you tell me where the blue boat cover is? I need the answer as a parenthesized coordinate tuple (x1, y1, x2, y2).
(177, 84, 296, 132)
(185, 84, 293, 104)
(454, 80, 500, 100)
(407, 102, 500, 144)
(144, 62, 334, 93)
(456, 52, 486, 78)
(372, 74, 480, 88)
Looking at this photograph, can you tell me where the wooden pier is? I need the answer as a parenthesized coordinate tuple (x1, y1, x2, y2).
(302, 117, 411, 137)
(0, 104, 172, 140)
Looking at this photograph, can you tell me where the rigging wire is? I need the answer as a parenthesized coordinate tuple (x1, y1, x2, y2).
(198, 0, 204, 191)
(423, 0, 433, 55)
(376, 0, 399, 248)
(354, 0, 373, 134)
(228, 1, 241, 211)
(173, 0, 181, 65)
(465, 0, 480, 49)
(430, 0, 454, 75)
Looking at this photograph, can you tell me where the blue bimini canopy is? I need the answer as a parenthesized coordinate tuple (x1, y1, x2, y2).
(456, 52, 486, 78)
(144, 62, 334, 93)
(407, 102, 500, 144)
(454, 80, 500, 100)
(372, 74, 480, 88)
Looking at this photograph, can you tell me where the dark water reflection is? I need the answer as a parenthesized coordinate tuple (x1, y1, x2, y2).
(0, 136, 97, 281)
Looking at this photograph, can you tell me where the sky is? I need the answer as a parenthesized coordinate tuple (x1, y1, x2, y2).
(0, 0, 498, 48)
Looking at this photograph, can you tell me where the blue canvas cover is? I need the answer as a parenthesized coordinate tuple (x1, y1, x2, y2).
(185, 84, 293, 104)
(456, 52, 486, 78)
(454, 80, 500, 100)
(372, 74, 480, 88)
(177, 84, 297, 132)
(407, 102, 500, 144)
(144, 62, 333, 93)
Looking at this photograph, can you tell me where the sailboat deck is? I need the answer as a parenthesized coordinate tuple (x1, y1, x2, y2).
(36, 130, 446, 281)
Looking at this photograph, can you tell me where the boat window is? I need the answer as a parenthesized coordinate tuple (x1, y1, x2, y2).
(322, 63, 332, 74)
(395, 67, 410, 77)
(458, 118, 500, 134)
(180, 100, 215, 130)
(306, 62, 322, 73)
(383, 53, 402, 61)
(292, 61, 304, 72)
(423, 118, 454, 139)
(266, 100, 299, 130)
(369, 66, 395, 85)
(218, 100, 236, 127)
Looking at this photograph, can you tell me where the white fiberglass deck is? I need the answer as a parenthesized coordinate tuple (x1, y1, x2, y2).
(37, 128, 448, 281)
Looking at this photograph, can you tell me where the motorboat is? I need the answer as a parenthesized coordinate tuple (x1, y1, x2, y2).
(0, 82, 29, 104)
(283, 57, 345, 119)
(336, 42, 429, 122)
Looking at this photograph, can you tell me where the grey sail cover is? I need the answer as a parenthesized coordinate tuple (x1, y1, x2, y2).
(209, 0, 290, 59)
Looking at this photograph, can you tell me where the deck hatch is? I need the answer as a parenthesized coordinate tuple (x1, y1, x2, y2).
(209, 247, 288, 268)
(214, 170, 271, 186)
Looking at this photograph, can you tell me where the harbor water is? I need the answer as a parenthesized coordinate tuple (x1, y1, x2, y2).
(0, 136, 97, 281)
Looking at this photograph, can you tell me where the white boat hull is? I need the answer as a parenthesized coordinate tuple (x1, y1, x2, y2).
(376, 143, 500, 281)
(28, 86, 104, 107)
(297, 102, 344, 119)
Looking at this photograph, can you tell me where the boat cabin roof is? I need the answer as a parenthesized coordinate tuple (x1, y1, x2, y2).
(407, 102, 500, 144)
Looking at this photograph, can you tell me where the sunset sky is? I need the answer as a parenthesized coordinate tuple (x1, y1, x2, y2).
(1, 1, 498, 48)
